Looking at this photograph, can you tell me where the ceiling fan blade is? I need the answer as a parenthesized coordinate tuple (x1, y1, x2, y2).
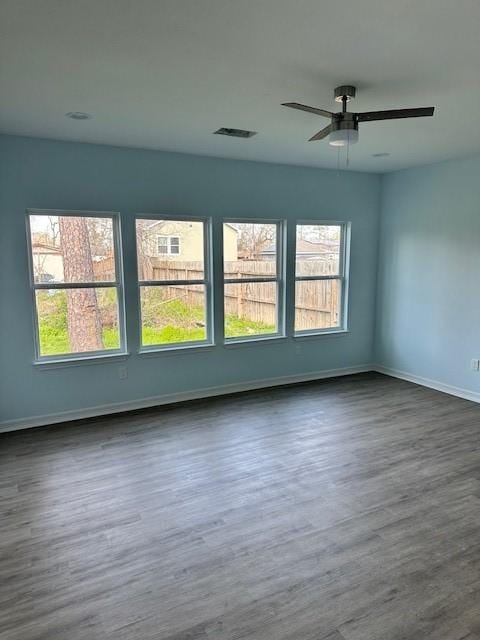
(308, 124, 333, 141)
(282, 102, 333, 119)
(356, 107, 435, 122)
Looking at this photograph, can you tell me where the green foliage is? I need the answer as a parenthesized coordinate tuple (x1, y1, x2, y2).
(36, 289, 276, 354)
(37, 290, 69, 355)
(102, 328, 121, 349)
(39, 325, 70, 355)
(225, 315, 275, 338)
(142, 325, 205, 345)
(36, 289, 120, 356)
(140, 292, 206, 345)
(141, 292, 204, 327)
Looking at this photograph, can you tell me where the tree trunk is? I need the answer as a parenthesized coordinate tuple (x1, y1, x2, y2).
(59, 217, 103, 352)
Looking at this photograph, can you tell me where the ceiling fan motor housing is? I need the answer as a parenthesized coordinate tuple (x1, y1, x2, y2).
(332, 112, 358, 131)
(334, 85, 356, 102)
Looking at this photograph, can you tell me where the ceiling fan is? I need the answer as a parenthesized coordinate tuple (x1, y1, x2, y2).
(282, 85, 435, 147)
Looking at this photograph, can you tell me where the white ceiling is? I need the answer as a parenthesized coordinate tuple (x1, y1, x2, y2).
(1, 0, 480, 172)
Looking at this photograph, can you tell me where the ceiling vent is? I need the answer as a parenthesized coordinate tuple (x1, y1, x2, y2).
(214, 127, 257, 138)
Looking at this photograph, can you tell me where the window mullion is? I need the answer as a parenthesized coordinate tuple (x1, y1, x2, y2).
(33, 281, 119, 290)
(294, 274, 341, 282)
(276, 219, 286, 337)
(139, 279, 207, 287)
(284, 218, 296, 337)
(224, 277, 279, 285)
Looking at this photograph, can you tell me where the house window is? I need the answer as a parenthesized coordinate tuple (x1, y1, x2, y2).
(157, 235, 180, 255)
(27, 210, 126, 360)
(294, 223, 349, 334)
(223, 221, 284, 340)
(136, 218, 211, 348)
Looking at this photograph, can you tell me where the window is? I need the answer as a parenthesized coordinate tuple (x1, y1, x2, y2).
(294, 223, 349, 334)
(157, 235, 180, 255)
(27, 210, 126, 360)
(136, 218, 211, 348)
(223, 221, 284, 340)
(169, 237, 180, 255)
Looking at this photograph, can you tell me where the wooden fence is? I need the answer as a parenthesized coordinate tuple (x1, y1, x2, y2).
(93, 256, 115, 282)
(94, 257, 340, 329)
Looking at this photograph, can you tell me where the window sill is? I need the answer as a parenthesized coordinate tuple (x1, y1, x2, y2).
(223, 335, 288, 349)
(294, 329, 349, 340)
(139, 342, 215, 357)
(33, 352, 130, 369)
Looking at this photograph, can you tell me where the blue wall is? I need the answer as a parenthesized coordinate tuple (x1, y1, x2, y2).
(0, 135, 380, 427)
(376, 153, 480, 394)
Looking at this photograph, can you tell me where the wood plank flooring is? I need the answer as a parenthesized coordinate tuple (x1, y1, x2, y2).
(1, 372, 480, 640)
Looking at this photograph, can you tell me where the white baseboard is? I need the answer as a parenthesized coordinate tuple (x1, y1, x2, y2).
(373, 364, 480, 404)
(0, 364, 373, 433)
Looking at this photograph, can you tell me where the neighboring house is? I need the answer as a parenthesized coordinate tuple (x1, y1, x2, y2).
(223, 223, 239, 262)
(259, 238, 339, 261)
(31, 241, 64, 282)
(143, 220, 238, 261)
(31, 241, 110, 282)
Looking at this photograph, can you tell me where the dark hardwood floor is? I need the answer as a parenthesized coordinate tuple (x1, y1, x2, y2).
(1, 372, 480, 640)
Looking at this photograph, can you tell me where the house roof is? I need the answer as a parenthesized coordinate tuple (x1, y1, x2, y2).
(144, 220, 238, 233)
(143, 220, 167, 231)
(296, 238, 339, 253)
(261, 238, 339, 255)
(32, 241, 62, 254)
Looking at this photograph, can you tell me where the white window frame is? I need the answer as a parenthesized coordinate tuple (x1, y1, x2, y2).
(136, 215, 213, 352)
(294, 220, 350, 336)
(223, 218, 286, 344)
(157, 235, 181, 256)
(26, 209, 127, 364)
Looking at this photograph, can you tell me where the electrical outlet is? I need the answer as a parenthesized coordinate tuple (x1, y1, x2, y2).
(118, 365, 128, 380)
(471, 359, 480, 372)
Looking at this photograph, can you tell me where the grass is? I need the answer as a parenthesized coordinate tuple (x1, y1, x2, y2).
(142, 315, 276, 346)
(37, 293, 276, 355)
(224, 315, 275, 338)
(39, 325, 120, 356)
(140, 295, 207, 346)
(37, 289, 121, 356)
(142, 325, 205, 346)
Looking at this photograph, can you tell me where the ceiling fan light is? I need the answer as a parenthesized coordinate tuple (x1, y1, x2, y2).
(328, 128, 359, 147)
